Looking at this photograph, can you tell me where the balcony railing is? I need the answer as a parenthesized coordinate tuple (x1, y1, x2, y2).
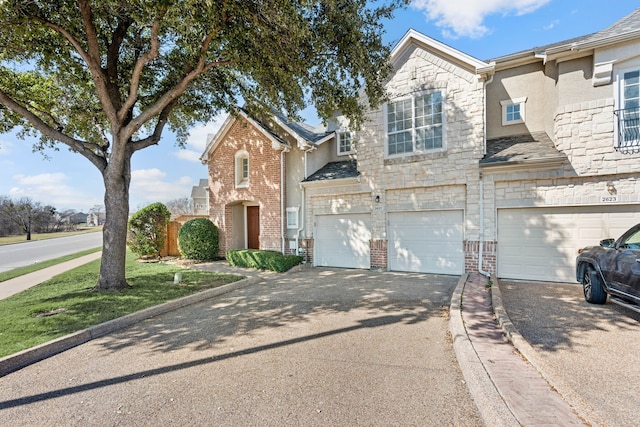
(614, 107, 640, 154)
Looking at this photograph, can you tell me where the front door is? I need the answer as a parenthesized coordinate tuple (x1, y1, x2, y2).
(247, 206, 260, 249)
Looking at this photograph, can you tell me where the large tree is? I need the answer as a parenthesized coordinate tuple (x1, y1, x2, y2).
(0, 0, 401, 290)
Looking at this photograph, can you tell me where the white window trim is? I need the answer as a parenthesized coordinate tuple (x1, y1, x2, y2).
(384, 89, 447, 158)
(500, 97, 527, 126)
(614, 62, 640, 149)
(234, 150, 249, 188)
(337, 130, 354, 156)
(286, 207, 299, 229)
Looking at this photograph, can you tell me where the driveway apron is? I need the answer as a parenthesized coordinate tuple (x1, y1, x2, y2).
(0, 268, 481, 426)
(498, 280, 640, 427)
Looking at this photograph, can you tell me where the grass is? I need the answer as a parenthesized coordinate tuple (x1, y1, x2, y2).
(0, 251, 243, 358)
(0, 247, 102, 283)
(0, 227, 101, 246)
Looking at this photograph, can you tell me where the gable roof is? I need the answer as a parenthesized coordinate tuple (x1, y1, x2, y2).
(392, 29, 491, 74)
(480, 132, 567, 169)
(199, 109, 289, 163)
(271, 112, 334, 148)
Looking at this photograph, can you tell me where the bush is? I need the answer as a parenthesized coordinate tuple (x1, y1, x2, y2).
(127, 202, 172, 258)
(178, 218, 219, 260)
(226, 249, 303, 272)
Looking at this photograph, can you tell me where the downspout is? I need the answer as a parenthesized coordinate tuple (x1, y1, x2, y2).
(296, 149, 311, 259)
(478, 72, 494, 277)
(280, 147, 290, 254)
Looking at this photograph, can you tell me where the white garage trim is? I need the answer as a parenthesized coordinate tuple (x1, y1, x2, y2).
(388, 210, 464, 274)
(314, 214, 371, 269)
(497, 205, 640, 282)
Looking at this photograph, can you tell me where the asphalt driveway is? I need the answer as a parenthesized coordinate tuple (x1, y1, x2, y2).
(0, 267, 481, 426)
(498, 280, 640, 427)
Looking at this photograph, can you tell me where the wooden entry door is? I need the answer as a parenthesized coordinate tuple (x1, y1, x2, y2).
(247, 206, 260, 249)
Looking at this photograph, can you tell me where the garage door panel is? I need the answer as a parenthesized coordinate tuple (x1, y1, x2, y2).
(315, 214, 371, 269)
(389, 210, 464, 275)
(498, 206, 640, 282)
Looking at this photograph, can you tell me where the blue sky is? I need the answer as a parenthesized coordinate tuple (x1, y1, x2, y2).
(0, 0, 637, 213)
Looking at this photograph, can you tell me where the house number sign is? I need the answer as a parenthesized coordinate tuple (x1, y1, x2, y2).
(601, 196, 618, 203)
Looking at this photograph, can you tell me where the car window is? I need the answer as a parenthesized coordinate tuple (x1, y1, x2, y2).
(621, 229, 640, 249)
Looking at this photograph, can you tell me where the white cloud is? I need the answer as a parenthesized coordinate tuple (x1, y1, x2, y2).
(173, 149, 202, 163)
(411, 0, 551, 39)
(543, 19, 560, 30)
(9, 173, 102, 211)
(130, 168, 195, 206)
(0, 139, 14, 156)
(184, 113, 228, 153)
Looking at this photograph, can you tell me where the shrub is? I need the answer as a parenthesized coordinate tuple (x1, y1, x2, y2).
(226, 249, 303, 272)
(178, 218, 219, 260)
(127, 202, 171, 258)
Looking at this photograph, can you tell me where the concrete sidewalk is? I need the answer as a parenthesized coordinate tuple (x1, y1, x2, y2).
(0, 252, 102, 300)
(451, 273, 584, 426)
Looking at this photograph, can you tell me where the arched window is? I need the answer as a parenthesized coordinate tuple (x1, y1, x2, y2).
(235, 150, 249, 188)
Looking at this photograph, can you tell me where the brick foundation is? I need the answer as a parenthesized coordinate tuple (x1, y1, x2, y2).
(370, 239, 388, 269)
(464, 240, 497, 274)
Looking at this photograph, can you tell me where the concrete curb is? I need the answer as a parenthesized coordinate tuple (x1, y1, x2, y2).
(491, 277, 603, 427)
(0, 276, 258, 377)
(449, 273, 519, 427)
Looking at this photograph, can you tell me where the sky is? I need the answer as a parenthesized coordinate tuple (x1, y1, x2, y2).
(0, 0, 638, 213)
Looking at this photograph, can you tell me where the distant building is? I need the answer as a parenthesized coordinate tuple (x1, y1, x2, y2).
(191, 178, 209, 215)
(86, 212, 106, 227)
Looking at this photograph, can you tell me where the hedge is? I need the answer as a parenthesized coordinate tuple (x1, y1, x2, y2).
(226, 249, 303, 272)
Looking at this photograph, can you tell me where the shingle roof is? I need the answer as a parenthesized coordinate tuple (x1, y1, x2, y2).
(302, 160, 359, 182)
(579, 8, 640, 44)
(480, 132, 567, 167)
(489, 8, 640, 62)
(273, 112, 333, 144)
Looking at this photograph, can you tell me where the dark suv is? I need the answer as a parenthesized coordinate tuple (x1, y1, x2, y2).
(576, 223, 640, 313)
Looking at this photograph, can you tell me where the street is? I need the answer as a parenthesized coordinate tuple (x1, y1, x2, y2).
(0, 232, 102, 273)
(0, 267, 481, 426)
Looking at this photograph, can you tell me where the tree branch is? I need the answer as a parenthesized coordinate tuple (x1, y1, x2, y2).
(131, 100, 177, 152)
(118, 10, 165, 123)
(0, 88, 108, 172)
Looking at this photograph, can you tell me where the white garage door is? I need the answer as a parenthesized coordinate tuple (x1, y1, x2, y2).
(388, 210, 464, 275)
(498, 206, 640, 282)
(315, 214, 371, 269)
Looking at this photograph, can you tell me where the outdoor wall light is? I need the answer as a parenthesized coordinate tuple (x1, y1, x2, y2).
(606, 182, 617, 194)
(375, 195, 380, 203)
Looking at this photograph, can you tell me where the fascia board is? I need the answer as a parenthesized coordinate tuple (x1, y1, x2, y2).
(391, 29, 490, 72)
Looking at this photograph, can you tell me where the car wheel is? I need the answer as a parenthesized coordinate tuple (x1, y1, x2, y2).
(582, 265, 607, 304)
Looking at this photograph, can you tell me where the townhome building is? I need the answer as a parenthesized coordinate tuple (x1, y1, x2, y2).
(200, 8, 640, 283)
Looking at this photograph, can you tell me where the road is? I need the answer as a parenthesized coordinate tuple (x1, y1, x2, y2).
(0, 232, 103, 273)
(0, 267, 481, 425)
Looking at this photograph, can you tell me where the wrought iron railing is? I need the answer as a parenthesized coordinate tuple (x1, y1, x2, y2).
(614, 107, 640, 154)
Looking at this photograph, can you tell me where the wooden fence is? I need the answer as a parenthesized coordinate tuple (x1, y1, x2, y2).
(161, 215, 208, 257)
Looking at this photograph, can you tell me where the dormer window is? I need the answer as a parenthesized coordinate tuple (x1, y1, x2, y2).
(235, 150, 249, 188)
(337, 131, 353, 155)
(501, 97, 527, 126)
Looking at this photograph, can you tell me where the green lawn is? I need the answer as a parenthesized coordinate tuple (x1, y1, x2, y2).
(0, 247, 102, 283)
(0, 252, 243, 358)
(0, 227, 101, 245)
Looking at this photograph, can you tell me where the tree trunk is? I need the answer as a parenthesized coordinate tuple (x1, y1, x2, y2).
(95, 146, 132, 291)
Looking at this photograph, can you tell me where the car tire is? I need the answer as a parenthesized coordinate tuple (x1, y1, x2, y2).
(582, 265, 607, 304)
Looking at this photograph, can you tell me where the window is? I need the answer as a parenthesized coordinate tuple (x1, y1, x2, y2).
(235, 151, 249, 187)
(337, 131, 353, 155)
(386, 91, 444, 156)
(500, 97, 527, 126)
(286, 207, 299, 229)
(615, 69, 640, 152)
